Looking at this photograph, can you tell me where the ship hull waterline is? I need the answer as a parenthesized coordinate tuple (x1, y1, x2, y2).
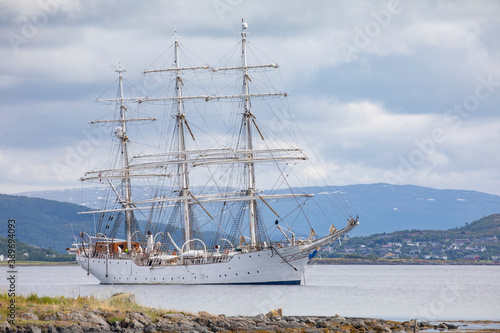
(77, 246, 312, 285)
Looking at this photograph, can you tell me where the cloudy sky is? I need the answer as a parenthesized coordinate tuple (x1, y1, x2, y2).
(1, 0, 500, 196)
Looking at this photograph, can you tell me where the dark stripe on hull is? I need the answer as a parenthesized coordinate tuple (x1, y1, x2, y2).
(99, 280, 301, 286)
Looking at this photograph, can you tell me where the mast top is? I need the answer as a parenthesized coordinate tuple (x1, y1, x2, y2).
(174, 23, 179, 42)
(115, 62, 126, 75)
(241, 19, 248, 38)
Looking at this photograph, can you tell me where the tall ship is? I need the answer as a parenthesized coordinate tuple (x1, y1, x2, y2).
(70, 20, 358, 284)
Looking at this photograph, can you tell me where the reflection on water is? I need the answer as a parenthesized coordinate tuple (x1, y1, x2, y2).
(1, 264, 499, 321)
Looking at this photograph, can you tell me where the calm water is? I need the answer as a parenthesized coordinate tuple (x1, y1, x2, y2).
(1, 264, 499, 321)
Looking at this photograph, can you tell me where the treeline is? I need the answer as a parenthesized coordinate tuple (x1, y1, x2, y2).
(0, 236, 74, 262)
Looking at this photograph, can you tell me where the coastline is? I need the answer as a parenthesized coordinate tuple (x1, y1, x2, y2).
(313, 258, 499, 265)
(0, 261, 77, 266)
(1, 293, 499, 333)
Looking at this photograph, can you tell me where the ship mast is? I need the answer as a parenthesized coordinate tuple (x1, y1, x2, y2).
(174, 28, 192, 251)
(116, 64, 133, 251)
(241, 20, 258, 247)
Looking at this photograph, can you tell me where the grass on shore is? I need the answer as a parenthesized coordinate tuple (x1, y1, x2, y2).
(0, 292, 168, 324)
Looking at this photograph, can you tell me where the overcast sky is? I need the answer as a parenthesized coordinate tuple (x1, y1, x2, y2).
(1, 0, 500, 195)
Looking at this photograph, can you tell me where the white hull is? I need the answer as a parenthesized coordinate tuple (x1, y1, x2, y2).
(77, 246, 312, 285)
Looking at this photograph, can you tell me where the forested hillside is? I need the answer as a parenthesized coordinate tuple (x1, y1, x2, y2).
(0, 194, 89, 253)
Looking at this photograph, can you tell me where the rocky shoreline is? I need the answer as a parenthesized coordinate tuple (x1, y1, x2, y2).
(2, 309, 433, 333)
(2, 293, 497, 333)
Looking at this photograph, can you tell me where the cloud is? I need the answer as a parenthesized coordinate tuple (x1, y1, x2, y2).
(1, 0, 500, 196)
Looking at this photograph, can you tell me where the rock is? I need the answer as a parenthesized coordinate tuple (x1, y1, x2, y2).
(253, 313, 265, 321)
(374, 323, 392, 332)
(352, 320, 366, 329)
(332, 314, 346, 322)
(143, 324, 158, 332)
(437, 323, 448, 330)
(176, 320, 198, 331)
(129, 312, 152, 326)
(194, 316, 210, 326)
(0, 322, 11, 331)
(42, 314, 58, 321)
(85, 312, 109, 327)
(198, 311, 211, 318)
(46, 324, 58, 333)
(317, 320, 331, 328)
(19, 313, 40, 321)
(26, 325, 42, 333)
(58, 324, 83, 333)
(109, 292, 136, 304)
(65, 312, 86, 322)
(445, 323, 458, 329)
(154, 318, 175, 331)
(265, 308, 283, 318)
(129, 319, 144, 329)
(163, 313, 185, 321)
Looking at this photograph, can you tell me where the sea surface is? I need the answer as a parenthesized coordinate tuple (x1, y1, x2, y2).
(1, 264, 499, 321)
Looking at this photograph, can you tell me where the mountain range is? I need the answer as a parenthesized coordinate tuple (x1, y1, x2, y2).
(4, 183, 500, 253)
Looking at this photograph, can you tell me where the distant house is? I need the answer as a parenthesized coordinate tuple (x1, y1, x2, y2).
(343, 247, 355, 254)
(424, 255, 447, 260)
(463, 254, 480, 261)
(466, 245, 486, 252)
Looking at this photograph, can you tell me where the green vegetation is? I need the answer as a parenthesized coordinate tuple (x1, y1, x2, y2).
(322, 214, 500, 262)
(0, 194, 89, 253)
(0, 292, 161, 323)
(0, 236, 74, 262)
